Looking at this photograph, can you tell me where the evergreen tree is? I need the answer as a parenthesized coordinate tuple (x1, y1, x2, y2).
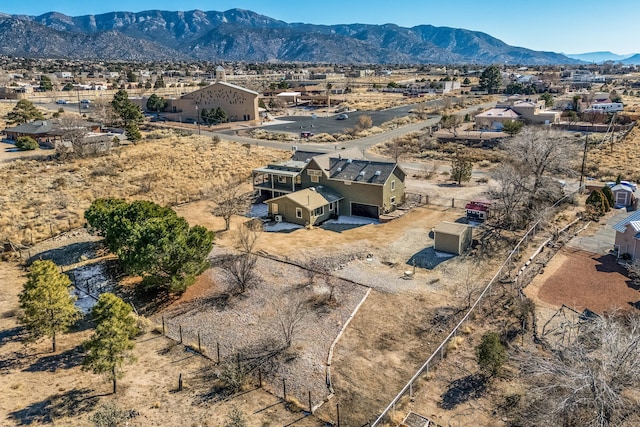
(7, 99, 45, 124)
(502, 120, 524, 136)
(450, 149, 473, 185)
(476, 331, 507, 376)
(39, 75, 54, 91)
(19, 260, 80, 352)
(125, 122, 142, 143)
(146, 94, 166, 113)
(83, 293, 138, 394)
(601, 185, 615, 209)
(479, 65, 502, 94)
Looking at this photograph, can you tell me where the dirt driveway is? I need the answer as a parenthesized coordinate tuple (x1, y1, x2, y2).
(526, 247, 640, 314)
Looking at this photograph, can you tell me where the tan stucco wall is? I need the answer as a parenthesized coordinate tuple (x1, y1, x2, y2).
(615, 228, 640, 259)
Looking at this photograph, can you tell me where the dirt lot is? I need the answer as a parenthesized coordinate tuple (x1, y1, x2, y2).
(525, 247, 639, 314)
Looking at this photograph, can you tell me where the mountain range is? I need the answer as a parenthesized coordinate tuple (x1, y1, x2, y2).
(565, 51, 639, 63)
(0, 9, 585, 64)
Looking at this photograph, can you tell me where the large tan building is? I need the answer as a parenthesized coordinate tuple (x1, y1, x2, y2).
(138, 80, 259, 124)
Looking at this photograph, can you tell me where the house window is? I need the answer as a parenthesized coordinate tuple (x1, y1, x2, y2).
(329, 202, 335, 211)
(277, 175, 286, 184)
(391, 180, 396, 191)
(311, 175, 319, 183)
(390, 196, 396, 205)
(296, 208, 302, 219)
(295, 175, 301, 184)
(314, 206, 324, 217)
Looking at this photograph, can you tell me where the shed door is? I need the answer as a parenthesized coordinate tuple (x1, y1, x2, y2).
(615, 191, 628, 206)
(351, 202, 379, 219)
(271, 203, 279, 215)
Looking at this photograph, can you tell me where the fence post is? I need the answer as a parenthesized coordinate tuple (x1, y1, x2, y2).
(217, 342, 220, 365)
(258, 368, 262, 388)
(451, 197, 455, 208)
(308, 391, 312, 413)
(197, 331, 201, 352)
(178, 373, 183, 391)
(162, 317, 165, 335)
(283, 378, 287, 402)
(409, 382, 413, 400)
(336, 403, 340, 427)
(179, 325, 183, 344)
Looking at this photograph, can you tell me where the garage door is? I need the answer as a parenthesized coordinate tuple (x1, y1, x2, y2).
(351, 202, 379, 219)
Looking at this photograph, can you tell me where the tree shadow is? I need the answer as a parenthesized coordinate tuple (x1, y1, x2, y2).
(0, 349, 32, 371)
(9, 387, 102, 425)
(27, 240, 103, 267)
(24, 345, 85, 372)
(0, 325, 25, 347)
(440, 373, 488, 410)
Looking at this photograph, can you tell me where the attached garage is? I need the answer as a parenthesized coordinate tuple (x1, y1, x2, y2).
(434, 222, 472, 255)
(351, 202, 379, 219)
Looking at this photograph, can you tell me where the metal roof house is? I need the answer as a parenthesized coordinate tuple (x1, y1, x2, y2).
(613, 210, 640, 260)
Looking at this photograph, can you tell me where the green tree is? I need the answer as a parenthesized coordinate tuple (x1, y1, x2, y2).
(62, 82, 75, 91)
(450, 149, 473, 185)
(601, 184, 615, 208)
(479, 65, 502, 94)
(586, 189, 610, 217)
(387, 81, 400, 88)
(153, 76, 165, 89)
(475, 331, 507, 376)
(7, 99, 44, 124)
(126, 70, 137, 82)
(85, 199, 215, 294)
(125, 122, 141, 143)
(15, 136, 39, 150)
(540, 92, 554, 108)
(146, 94, 166, 113)
(462, 77, 471, 85)
(213, 107, 228, 124)
(83, 293, 138, 394)
(112, 90, 144, 128)
(18, 260, 81, 352)
(39, 75, 54, 92)
(502, 120, 524, 136)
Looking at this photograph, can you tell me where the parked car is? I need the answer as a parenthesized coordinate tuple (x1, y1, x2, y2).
(336, 113, 349, 120)
(80, 99, 91, 104)
(55, 99, 68, 104)
(300, 131, 314, 138)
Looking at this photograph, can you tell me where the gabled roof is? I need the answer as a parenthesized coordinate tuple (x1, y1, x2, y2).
(327, 158, 397, 184)
(291, 150, 327, 162)
(611, 184, 633, 193)
(266, 186, 343, 210)
(183, 81, 259, 97)
(613, 210, 640, 233)
(5, 119, 101, 135)
(308, 147, 363, 172)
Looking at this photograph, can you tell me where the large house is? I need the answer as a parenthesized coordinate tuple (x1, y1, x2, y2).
(4, 119, 102, 148)
(253, 149, 406, 224)
(475, 96, 561, 130)
(613, 211, 640, 260)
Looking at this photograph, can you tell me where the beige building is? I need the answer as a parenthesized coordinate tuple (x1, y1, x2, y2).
(137, 80, 259, 124)
(433, 222, 472, 255)
(613, 211, 640, 259)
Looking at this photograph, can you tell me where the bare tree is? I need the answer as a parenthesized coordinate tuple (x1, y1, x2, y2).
(276, 294, 307, 349)
(516, 313, 640, 427)
(210, 178, 254, 231)
(237, 219, 262, 254)
(56, 116, 90, 157)
(219, 253, 257, 294)
(490, 127, 577, 228)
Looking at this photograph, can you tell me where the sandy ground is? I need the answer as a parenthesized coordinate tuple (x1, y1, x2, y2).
(525, 247, 638, 314)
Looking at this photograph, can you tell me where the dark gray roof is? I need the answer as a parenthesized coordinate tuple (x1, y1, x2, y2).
(5, 119, 101, 136)
(5, 120, 58, 135)
(291, 150, 326, 162)
(327, 158, 397, 184)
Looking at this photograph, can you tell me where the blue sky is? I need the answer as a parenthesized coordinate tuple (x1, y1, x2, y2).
(1, 0, 637, 54)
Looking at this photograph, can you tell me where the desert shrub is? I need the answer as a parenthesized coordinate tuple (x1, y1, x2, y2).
(601, 185, 615, 208)
(219, 362, 249, 394)
(89, 402, 130, 427)
(585, 189, 609, 217)
(476, 331, 507, 376)
(15, 136, 39, 150)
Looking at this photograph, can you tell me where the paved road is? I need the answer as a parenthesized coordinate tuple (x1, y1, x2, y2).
(566, 209, 629, 254)
(203, 100, 497, 157)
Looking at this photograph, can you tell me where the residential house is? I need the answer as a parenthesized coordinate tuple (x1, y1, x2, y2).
(4, 119, 102, 148)
(256, 148, 405, 223)
(476, 96, 560, 130)
(267, 187, 343, 226)
(613, 211, 640, 259)
(474, 108, 521, 130)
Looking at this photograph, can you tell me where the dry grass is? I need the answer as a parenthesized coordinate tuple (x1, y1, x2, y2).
(0, 130, 289, 246)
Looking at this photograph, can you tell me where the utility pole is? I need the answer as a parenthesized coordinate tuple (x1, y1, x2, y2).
(579, 134, 588, 194)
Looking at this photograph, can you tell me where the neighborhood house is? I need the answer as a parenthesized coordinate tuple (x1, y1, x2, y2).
(254, 149, 406, 224)
(613, 210, 640, 260)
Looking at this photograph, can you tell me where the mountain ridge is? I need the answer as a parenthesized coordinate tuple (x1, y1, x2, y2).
(0, 8, 582, 64)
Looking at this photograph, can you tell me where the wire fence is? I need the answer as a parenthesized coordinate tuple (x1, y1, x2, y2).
(371, 189, 583, 426)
